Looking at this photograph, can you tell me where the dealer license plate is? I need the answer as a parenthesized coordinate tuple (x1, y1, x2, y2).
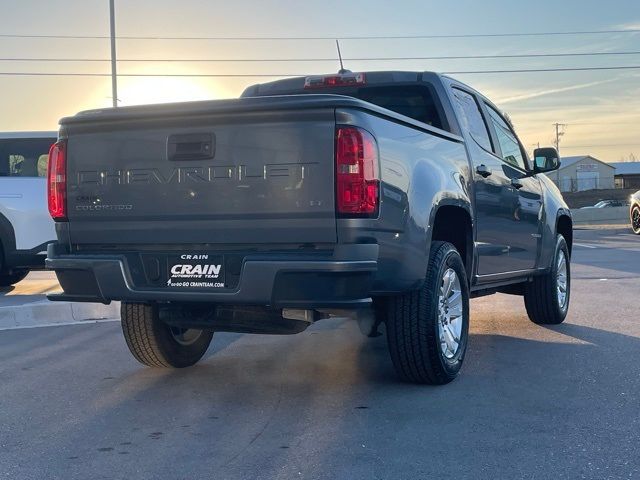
(166, 254, 225, 289)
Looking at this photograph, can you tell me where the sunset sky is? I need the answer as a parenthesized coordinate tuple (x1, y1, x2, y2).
(1, 0, 639, 161)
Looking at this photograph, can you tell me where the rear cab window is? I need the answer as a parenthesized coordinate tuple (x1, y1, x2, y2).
(450, 88, 493, 151)
(0, 138, 56, 177)
(244, 76, 449, 133)
(355, 85, 444, 129)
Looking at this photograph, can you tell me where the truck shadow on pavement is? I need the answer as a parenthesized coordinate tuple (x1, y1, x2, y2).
(92, 318, 640, 397)
(4, 318, 639, 479)
(353, 320, 640, 390)
(0, 285, 16, 295)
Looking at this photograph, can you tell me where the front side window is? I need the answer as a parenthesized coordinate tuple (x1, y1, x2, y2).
(451, 88, 492, 151)
(485, 106, 527, 170)
(0, 138, 55, 177)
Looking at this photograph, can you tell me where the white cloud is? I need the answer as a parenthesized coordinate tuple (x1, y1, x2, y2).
(495, 79, 617, 105)
(616, 21, 640, 30)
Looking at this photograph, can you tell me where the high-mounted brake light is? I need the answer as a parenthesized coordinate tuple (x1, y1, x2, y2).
(47, 141, 67, 220)
(305, 72, 366, 89)
(335, 127, 379, 216)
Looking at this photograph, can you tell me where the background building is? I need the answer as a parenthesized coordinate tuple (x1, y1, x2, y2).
(610, 162, 640, 190)
(551, 155, 615, 192)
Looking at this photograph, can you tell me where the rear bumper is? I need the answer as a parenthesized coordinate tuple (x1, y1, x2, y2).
(46, 243, 378, 309)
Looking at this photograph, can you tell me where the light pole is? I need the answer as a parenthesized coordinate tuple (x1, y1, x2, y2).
(109, 0, 118, 107)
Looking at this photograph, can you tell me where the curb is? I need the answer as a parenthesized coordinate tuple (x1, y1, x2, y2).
(0, 300, 120, 330)
(573, 224, 630, 232)
(570, 206, 629, 225)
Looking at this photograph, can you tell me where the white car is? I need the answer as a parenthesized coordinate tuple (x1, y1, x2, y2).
(0, 132, 57, 286)
(580, 200, 625, 209)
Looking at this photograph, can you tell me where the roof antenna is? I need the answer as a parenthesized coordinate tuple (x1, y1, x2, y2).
(336, 39, 350, 74)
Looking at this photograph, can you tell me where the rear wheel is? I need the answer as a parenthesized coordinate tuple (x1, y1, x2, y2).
(631, 205, 640, 235)
(385, 241, 470, 385)
(0, 270, 28, 287)
(121, 303, 213, 368)
(524, 235, 570, 325)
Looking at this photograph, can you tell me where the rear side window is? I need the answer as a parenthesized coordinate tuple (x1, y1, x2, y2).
(485, 105, 527, 170)
(356, 86, 443, 129)
(0, 138, 55, 177)
(451, 88, 492, 151)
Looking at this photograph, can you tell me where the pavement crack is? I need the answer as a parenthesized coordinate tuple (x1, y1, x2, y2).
(220, 382, 285, 468)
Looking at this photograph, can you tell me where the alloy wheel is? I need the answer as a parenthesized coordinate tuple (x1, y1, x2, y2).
(556, 250, 568, 309)
(438, 268, 463, 359)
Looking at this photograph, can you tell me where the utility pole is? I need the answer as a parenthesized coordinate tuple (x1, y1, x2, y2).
(552, 124, 567, 189)
(109, 0, 118, 107)
(553, 123, 567, 154)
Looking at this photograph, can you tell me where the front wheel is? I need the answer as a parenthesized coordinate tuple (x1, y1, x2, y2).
(524, 235, 570, 325)
(121, 303, 213, 368)
(385, 241, 470, 385)
(631, 205, 640, 235)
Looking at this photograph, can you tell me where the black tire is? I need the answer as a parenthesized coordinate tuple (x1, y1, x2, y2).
(385, 241, 470, 385)
(524, 235, 570, 325)
(121, 303, 213, 368)
(631, 205, 640, 235)
(0, 270, 28, 287)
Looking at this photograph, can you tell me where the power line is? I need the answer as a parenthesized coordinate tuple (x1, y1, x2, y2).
(570, 122, 638, 126)
(1, 51, 639, 63)
(445, 66, 640, 74)
(507, 104, 639, 111)
(0, 28, 638, 41)
(562, 143, 640, 148)
(0, 72, 288, 77)
(528, 121, 638, 126)
(0, 65, 639, 78)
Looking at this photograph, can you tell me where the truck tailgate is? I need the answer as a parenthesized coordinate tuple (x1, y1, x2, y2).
(64, 106, 337, 246)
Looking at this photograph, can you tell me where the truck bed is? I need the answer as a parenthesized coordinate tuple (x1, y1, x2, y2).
(61, 96, 360, 246)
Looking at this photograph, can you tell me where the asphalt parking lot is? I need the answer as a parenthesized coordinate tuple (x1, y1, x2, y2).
(1, 227, 639, 480)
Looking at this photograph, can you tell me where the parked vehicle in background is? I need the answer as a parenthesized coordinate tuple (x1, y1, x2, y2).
(46, 71, 572, 385)
(580, 200, 626, 209)
(631, 191, 640, 234)
(0, 132, 57, 286)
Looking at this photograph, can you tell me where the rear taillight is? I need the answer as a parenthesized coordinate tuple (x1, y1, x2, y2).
(335, 127, 379, 216)
(47, 141, 67, 220)
(304, 72, 366, 89)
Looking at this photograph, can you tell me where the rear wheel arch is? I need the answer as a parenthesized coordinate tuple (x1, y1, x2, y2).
(556, 213, 573, 256)
(430, 204, 473, 283)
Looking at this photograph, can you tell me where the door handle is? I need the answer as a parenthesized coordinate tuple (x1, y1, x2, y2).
(476, 164, 492, 178)
(168, 133, 215, 161)
(511, 178, 524, 190)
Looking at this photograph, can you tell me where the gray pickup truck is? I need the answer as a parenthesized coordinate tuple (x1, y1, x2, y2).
(46, 71, 572, 384)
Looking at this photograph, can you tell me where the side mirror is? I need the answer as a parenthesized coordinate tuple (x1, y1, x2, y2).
(533, 147, 560, 173)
